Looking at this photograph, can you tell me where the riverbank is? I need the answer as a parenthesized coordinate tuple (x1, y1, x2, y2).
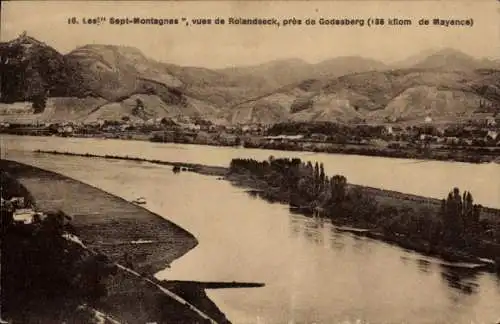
(31, 150, 500, 273)
(5, 131, 500, 164)
(243, 141, 500, 164)
(235, 178, 500, 271)
(1, 159, 199, 274)
(34, 150, 228, 177)
(0, 159, 230, 323)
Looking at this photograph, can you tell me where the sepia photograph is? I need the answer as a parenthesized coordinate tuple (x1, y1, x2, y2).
(0, 0, 499, 323)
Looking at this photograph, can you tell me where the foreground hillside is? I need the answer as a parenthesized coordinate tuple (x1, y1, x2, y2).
(228, 69, 500, 124)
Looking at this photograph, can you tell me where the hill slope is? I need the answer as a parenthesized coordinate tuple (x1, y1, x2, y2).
(2, 34, 499, 124)
(227, 69, 500, 124)
(395, 48, 500, 71)
(0, 33, 91, 104)
(217, 56, 389, 91)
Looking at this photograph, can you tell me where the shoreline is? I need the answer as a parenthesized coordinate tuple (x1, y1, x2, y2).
(0, 159, 232, 323)
(3, 132, 500, 165)
(34, 149, 228, 177)
(33, 149, 500, 273)
(242, 141, 500, 165)
(1, 158, 200, 275)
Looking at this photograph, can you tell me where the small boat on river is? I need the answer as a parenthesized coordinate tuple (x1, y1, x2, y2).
(132, 197, 147, 205)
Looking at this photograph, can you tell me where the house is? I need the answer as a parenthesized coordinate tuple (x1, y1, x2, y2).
(208, 124, 219, 132)
(436, 137, 446, 144)
(487, 130, 498, 141)
(218, 132, 239, 145)
(12, 208, 36, 224)
(224, 125, 239, 133)
(445, 137, 460, 145)
(9, 196, 25, 208)
(310, 133, 328, 142)
(63, 125, 74, 134)
(486, 116, 497, 127)
(120, 124, 132, 132)
(382, 125, 394, 136)
(264, 135, 304, 143)
(181, 123, 201, 131)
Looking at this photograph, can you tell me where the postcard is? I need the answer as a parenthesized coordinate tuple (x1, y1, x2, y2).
(1, 1, 499, 323)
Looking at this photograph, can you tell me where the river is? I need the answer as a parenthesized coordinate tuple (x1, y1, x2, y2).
(2, 135, 500, 324)
(2, 135, 499, 209)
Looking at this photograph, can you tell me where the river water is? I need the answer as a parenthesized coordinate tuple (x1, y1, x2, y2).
(2, 135, 500, 324)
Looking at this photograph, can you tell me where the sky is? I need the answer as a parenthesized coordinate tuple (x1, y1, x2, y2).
(1, 0, 499, 69)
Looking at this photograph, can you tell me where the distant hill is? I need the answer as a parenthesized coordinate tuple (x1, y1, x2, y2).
(1, 34, 499, 124)
(227, 69, 500, 124)
(217, 56, 389, 90)
(394, 48, 500, 71)
(0, 35, 391, 123)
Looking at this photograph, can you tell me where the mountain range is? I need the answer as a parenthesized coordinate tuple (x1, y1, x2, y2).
(0, 33, 499, 124)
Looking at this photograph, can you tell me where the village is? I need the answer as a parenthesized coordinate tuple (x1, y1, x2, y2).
(0, 195, 48, 227)
(0, 114, 499, 161)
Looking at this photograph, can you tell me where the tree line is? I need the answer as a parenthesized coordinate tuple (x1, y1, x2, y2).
(229, 156, 487, 252)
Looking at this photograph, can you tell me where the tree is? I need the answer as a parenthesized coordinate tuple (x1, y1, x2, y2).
(306, 161, 313, 176)
(329, 175, 347, 204)
(319, 163, 326, 191)
(314, 162, 320, 193)
(132, 98, 145, 116)
(441, 187, 481, 247)
(32, 92, 47, 113)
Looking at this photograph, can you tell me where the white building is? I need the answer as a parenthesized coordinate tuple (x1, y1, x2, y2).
(13, 208, 36, 224)
(486, 116, 497, 127)
(487, 130, 498, 141)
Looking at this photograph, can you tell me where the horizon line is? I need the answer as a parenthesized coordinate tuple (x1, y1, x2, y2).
(1, 32, 499, 70)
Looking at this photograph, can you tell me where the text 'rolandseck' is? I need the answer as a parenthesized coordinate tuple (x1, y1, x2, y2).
(68, 16, 475, 28)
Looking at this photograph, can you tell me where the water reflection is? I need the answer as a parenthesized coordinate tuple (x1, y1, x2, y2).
(440, 265, 480, 295)
(245, 190, 260, 199)
(288, 214, 302, 238)
(400, 255, 411, 266)
(7, 151, 500, 324)
(351, 235, 374, 256)
(302, 217, 324, 245)
(244, 189, 282, 204)
(329, 230, 346, 252)
(416, 258, 432, 274)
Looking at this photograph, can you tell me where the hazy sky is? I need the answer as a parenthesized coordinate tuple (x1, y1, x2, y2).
(1, 0, 499, 68)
